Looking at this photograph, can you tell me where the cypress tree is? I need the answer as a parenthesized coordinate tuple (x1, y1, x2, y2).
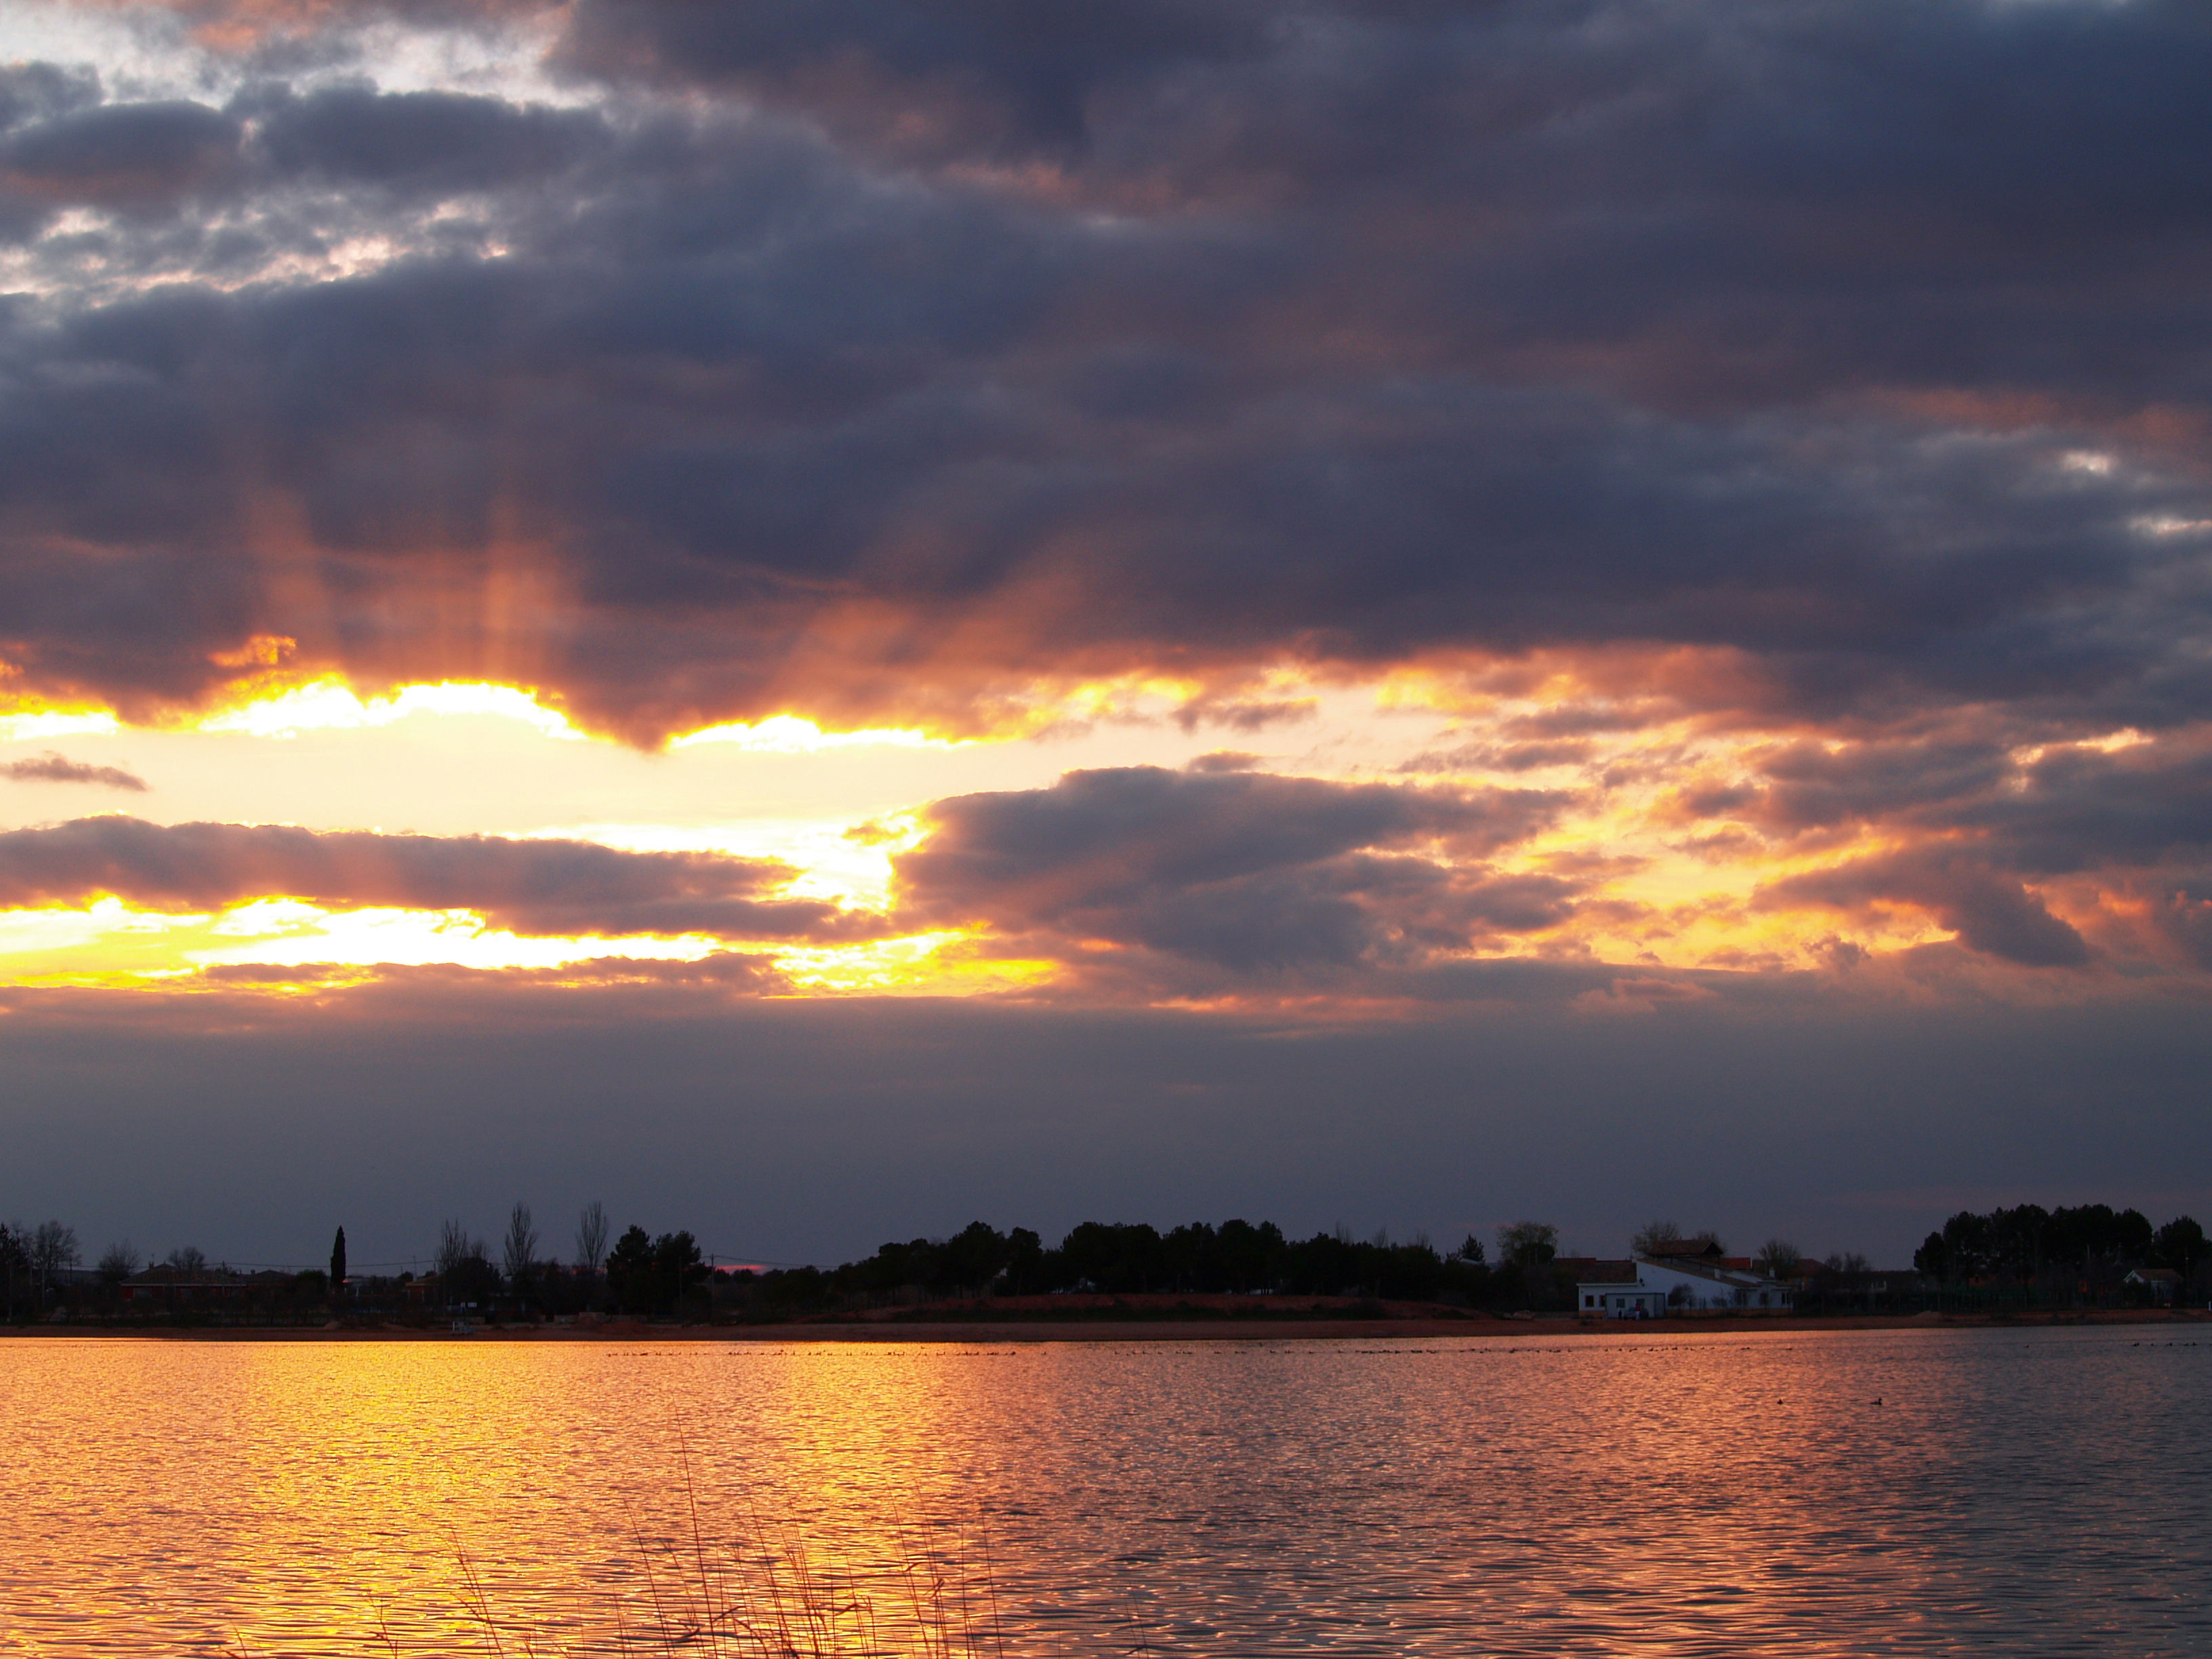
(330, 1227, 347, 1295)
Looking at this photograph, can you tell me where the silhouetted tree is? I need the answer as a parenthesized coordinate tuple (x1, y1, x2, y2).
(502, 1204, 539, 1304)
(0, 1225, 25, 1320)
(98, 1242, 141, 1285)
(1496, 1221, 1557, 1269)
(605, 1227, 709, 1315)
(575, 1202, 610, 1278)
(605, 1226, 654, 1311)
(435, 1219, 497, 1309)
(1494, 1221, 1559, 1309)
(2153, 1216, 2207, 1277)
(655, 1231, 708, 1314)
(165, 1246, 208, 1274)
(30, 1221, 79, 1307)
(1755, 1239, 1802, 1279)
(329, 1227, 347, 1294)
(1917, 1204, 2158, 1292)
(435, 1220, 473, 1279)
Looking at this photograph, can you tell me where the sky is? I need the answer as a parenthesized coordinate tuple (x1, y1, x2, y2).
(2, 0, 2209, 1273)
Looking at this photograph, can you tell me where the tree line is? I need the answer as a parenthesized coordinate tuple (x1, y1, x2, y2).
(735, 1218, 1576, 1315)
(1914, 1204, 2207, 1287)
(11, 1199, 2204, 1326)
(0, 1203, 715, 1323)
(0, 1209, 1577, 1322)
(425, 1203, 714, 1317)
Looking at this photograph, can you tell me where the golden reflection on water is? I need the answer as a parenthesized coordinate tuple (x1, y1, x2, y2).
(0, 1329, 2207, 1656)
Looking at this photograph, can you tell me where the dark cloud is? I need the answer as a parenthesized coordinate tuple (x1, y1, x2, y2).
(246, 85, 603, 197)
(0, 63, 101, 134)
(1399, 739, 1597, 776)
(557, 0, 1275, 164)
(0, 2, 2201, 830)
(897, 766, 1574, 985)
(0, 100, 240, 214)
(1182, 750, 1261, 773)
(1684, 727, 2212, 974)
(123, 0, 553, 49)
(0, 817, 878, 939)
(0, 752, 148, 790)
(197, 947, 787, 989)
(1763, 849, 2091, 969)
(1666, 736, 2022, 839)
(1957, 740, 2212, 876)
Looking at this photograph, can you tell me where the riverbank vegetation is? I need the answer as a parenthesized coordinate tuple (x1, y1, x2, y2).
(4, 1201, 2205, 1328)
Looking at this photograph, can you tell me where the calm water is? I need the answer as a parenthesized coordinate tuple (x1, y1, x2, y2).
(1, 1326, 2207, 1656)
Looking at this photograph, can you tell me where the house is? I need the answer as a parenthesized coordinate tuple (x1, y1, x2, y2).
(120, 1266, 293, 1305)
(2126, 1267, 2182, 1305)
(1566, 1259, 1667, 1317)
(122, 1265, 252, 1305)
(1632, 1248, 1794, 1310)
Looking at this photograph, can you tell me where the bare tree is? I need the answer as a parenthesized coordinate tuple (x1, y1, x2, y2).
(31, 1221, 78, 1273)
(435, 1219, 476, 1281)
(575, 1202, 610, 1277)
(164, 1245, 207, 1274)
(0, 1223, 24, 1317)
(30, 1221, 79, 1308)
(97, 1242, 141, 1283)
(502, 1202, 539, 1288)
(1631, 1219, 1682, 1254)
(434, 1219, 495, 1311)
(1755, 1237, 1803, 1279)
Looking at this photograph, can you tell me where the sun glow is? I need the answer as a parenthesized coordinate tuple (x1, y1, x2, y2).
(0, 899, 1061, 996)
(670, 716, 965, 754)
(772, 931, 1057, 996)
(186, 903, 720, 972)
(0, 657, 2120, 995)
(533, 821, 918, 911)
(197, 680, 588, 741)
(0, 708, 124, 743)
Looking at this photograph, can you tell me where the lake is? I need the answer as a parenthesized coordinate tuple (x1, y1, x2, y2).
(1, 1326, 2206, 1656)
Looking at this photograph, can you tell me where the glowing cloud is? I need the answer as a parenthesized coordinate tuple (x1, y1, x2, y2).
(0, 710, 123, 743)
(670, 716, 965, 754)
(186, 903, 720, 973)
(197, 681, 586, 741)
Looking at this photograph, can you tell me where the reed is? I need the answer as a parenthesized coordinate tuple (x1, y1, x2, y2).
(220, 1464, 1018, 1658)
(430, 1501, 1008, 1658)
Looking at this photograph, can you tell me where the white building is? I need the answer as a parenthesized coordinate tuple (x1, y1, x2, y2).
(1568, 1240, 1795, 1315)
(1569, 1261, 1666, 1317)
(1637, 1239, 1795, 1309)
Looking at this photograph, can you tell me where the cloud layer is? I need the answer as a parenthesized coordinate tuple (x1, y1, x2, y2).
(0, 0, 2207, 745)
(0, 0, 2209, 997)
(897, 764, 1579, 994)
(0, 817, 867, 938)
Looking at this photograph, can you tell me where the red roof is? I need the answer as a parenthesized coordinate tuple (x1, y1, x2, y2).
(1643, 1238, 1725, 1261)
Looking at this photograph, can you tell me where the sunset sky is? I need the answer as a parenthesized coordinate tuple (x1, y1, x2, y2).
(3, 0, 2209, 1269)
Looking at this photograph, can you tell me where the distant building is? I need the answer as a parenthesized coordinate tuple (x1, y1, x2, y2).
(1564, 1259, 1666, 1317)
(2126, 1267, 2182, 1305)
(1633, 1250, 1794, 1310)
(121, 1266, 293, 1305)
(1560, 1244, 1796, 1315)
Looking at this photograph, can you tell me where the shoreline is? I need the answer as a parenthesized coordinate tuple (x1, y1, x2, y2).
(5, 1307, 2205, 1343)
